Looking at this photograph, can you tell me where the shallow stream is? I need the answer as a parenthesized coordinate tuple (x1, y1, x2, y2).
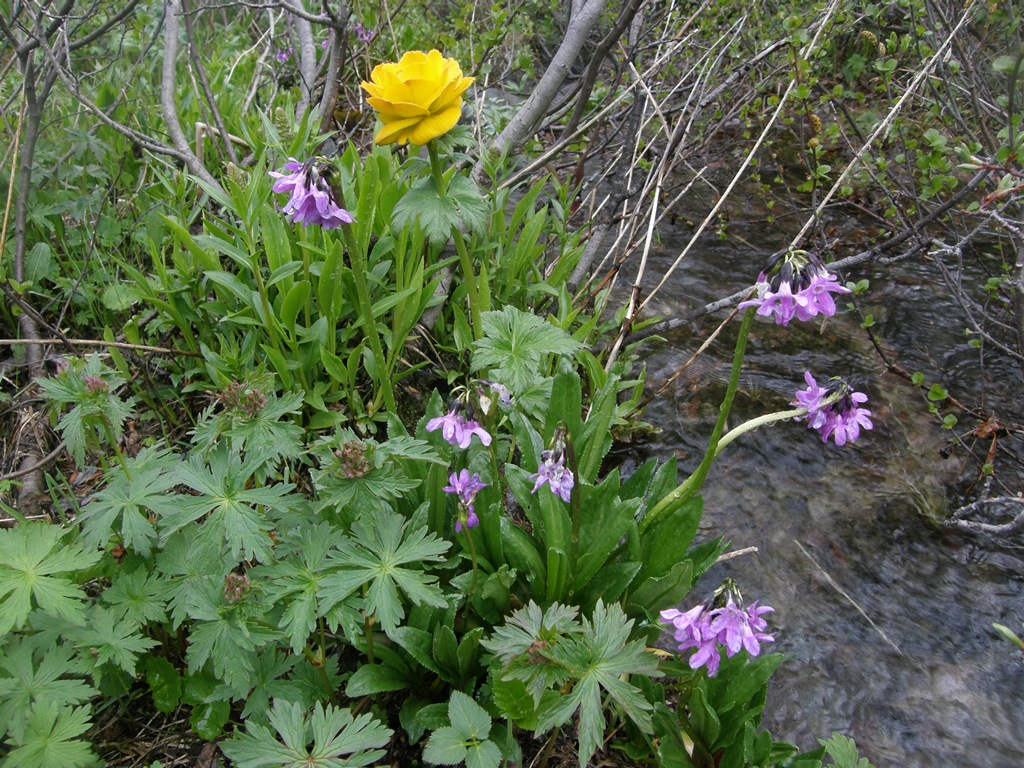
(626, 212, 1024, 767)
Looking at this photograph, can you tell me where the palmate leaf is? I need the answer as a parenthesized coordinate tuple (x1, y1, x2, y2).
(471, 307, 581, 393)
(255, 522, 348, 653)
(71, 605, 158, 680)
(155, 529, 233, 629)
(78, 446, 180, 557)
(322, 511, 450, 637)
(221, 699, 392, 768)
(0, 701, 97, 768)
(101, 566, 171, 626)
(535, 600, 662, 767)
(0, 523, 101, 635)
(163, 446, 299, 563)
(0, 640, 97, 743)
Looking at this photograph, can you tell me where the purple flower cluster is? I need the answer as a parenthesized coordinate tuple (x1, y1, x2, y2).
(793, 372, 873, 446)
(739, 253, 850, 326)
(444, 469, 488, 532)
(270, 158, 354, 229)
(529, 448, 574, 503)
(352, 22, 375, 43)
(660, 598, 775, 677)
(426, 409, 492, 450)
(276, 48, 293, 63)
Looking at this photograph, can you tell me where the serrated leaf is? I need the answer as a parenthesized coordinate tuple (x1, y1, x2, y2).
(72, 605, 159, 678)
(0, 523, 101, 635)
(422, 726, 468, 765)
(0, 640, 97, 743)
(471, 307, 581, 392)
(1, 702, 96, 768)
(448, 690, 491, 741)
(322, 511, 449, 637)
(393, 176, 461, 246)
(221, 699, 391, 768)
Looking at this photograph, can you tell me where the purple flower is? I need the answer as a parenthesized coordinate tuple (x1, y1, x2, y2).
(456, 508, 479, 533)
(793, 373, 873, 446)
(529, 448, 574, 503)
(660, 588, 776, 677)
(276, 48, 293, 63)
(270, 158, 354, 229)
(739, 255, 850, 326)
(426, 409, 492, 450)
(444, 469, 488, 506)
(352, 22, 375, 43)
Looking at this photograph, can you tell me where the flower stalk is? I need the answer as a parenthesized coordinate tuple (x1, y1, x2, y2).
(641, 307, 756, 532)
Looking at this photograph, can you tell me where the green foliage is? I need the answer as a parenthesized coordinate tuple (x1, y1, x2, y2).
(472, 307, 581, 393)
(221, 699, 392, 768)
(36, 355, 136, 466)
(422, 691, 502, 768)
(0, 524, 100, 635)
(821, 734, 875, 768)
(483, 600, 660, 767)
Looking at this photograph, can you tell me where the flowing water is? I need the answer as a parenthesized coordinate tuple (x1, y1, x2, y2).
(621, 209, 1024, 767)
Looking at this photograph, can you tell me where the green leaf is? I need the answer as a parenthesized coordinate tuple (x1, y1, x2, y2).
(221, 699, 392, 768)
(102, 565, 171, 626)
(0, 702, 96, 768)
(163, 446, 299, 563)
(344, 663, 411, 696)
(534, 601, 661, 767)
(72, 605, 159, 678)
(322, 510, 450, 637)
(422, 726, 468, 765)
(448, 691, 491, 741)
(79, 446, 180, 557)
(393, 176, 461, 246)
(471, 307, 581, 393)
(0, 523, 101, 634)
(820, 733, 875, 768)
(446, 175, 489, 235)
(144, 657, 182, 715)
(0, 640, 96, 743)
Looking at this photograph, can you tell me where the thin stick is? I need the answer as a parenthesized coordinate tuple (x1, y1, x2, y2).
(0, 443, 66, 482)
(0, 338, 203, 357)
(794, 540, 905, 658)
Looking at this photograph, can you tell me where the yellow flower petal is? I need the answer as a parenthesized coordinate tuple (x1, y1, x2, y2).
(364, 50, 473, 144)
(407, 103, 462, 146)
(366, 98, 429, 120)
(374, 116, 422, 145)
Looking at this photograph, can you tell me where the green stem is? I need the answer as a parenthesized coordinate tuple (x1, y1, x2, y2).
(364, 611, 376, 665)
(427, 141, 482, 340)
(713, 389, 846, 457)
(464, 526, 479, 603)
(102, 422, 132, 480)
(316, 617, 339, 706)
(343, 227, 396, 414)
(640, 308, 756, 533)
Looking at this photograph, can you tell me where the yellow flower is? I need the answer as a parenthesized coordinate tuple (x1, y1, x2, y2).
(361, 50, 474, 146)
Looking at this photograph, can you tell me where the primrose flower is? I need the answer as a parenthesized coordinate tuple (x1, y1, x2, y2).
(739, 250, 850, 326)
(270, 158, 354, 229)
(361, 49, 474, 145)
(444, 469, 488, 507)
(352, 22, 375, 43)
(426, 408, 492, 450)
(660, 582, 775, 677)
(793, 373, 873, 446)
(529, 448, 574, 503)
(444, 469, 487, 532)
